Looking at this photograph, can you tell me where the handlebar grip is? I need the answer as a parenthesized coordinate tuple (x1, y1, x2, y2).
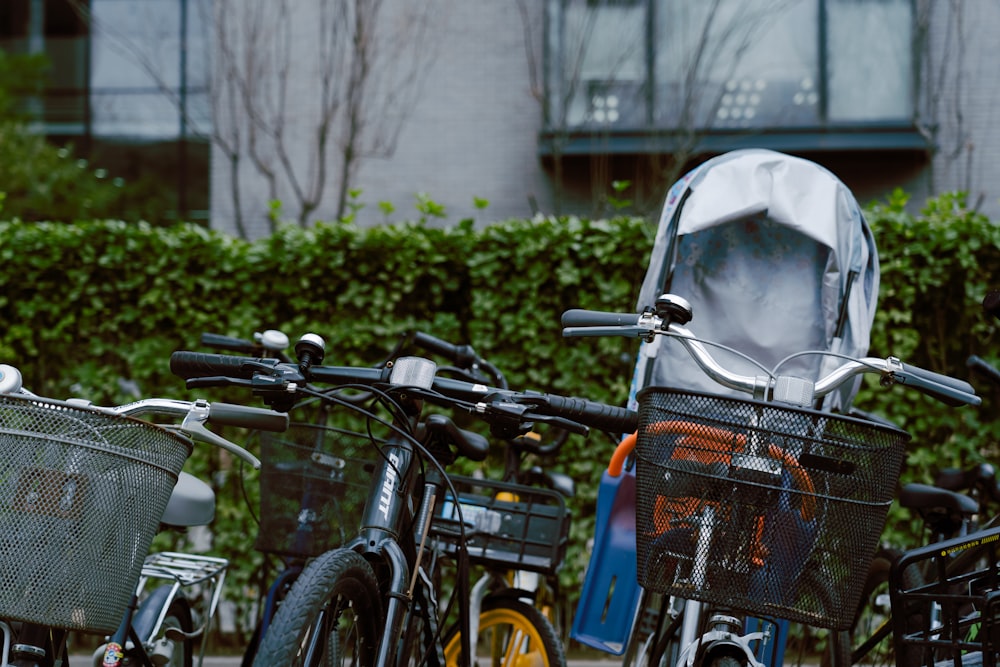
(895, 362, 981, 407)
(968, 355, 1000, 388)
(411, 331, 479, 367)
(561, 309, 641, 328)
(984, 291, 1000, 323)
(200, 333, 257, 354)
(209, 403, 289, 432)
(542, 394, 638, 434)
(170, 351, 267, 380)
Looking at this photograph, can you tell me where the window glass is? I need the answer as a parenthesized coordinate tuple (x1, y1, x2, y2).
(654, 0, 819, 129)
(0, 0, 30, 39)
(89, 0, 211, 139)
(549, 0, 647, 128)
(547, 0, 914, 132)
(826, 0, 911, 121)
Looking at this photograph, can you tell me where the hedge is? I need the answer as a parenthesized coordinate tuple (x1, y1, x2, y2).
(0, 192, 997, 642)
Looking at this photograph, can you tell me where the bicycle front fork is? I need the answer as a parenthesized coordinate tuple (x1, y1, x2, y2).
(675, 606, 769, 667)
(1, 621, 66, 667)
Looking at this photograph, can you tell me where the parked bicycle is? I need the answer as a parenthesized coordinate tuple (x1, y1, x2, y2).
(199, 328, 574, 667)
(169, 333, 634, 667)
(393, 331, 579, 640)
(561, 293, 980, 667)
(838, 458, 1000, 667)
(0, 362, 287, 667)
(834, 292, 1000, 667)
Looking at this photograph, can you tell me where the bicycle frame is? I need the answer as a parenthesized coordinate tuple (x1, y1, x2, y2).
(281, 399, 474, 667)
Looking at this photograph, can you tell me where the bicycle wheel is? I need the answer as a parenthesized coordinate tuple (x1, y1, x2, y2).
(827, 548, 924, 667)
(443, 595, 567, 667)
(251, 549, 382, 667)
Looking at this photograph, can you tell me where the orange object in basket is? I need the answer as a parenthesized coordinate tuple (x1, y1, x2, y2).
(610, 420, 816, 568)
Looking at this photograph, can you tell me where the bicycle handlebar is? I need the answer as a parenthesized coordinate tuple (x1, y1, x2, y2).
(201, 330, 292, 361)
(0, 363, 278, 469)
(561, 300, 980, 408)
(73, 397, 280, 469)
(968, 354, 1000, 388)
(168, 350, 638, 437)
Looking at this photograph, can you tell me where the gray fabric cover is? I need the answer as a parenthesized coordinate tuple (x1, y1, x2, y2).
(629, 149, 879, 411)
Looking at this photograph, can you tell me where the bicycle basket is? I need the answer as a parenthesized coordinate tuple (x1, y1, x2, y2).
(0, 394, 191, 633)
(433, 475, 570, 575)
(634, 388, 908, 630)
(890, 525, 1000, 666)
(255, 422, 378, 557)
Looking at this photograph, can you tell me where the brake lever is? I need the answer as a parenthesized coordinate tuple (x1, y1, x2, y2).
(520, 412, 589, 437)
(475, 400, 536, 440)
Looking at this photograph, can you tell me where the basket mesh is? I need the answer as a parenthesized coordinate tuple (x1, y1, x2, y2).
(255, 422, 378, 557)
(634, 388, 908, 629)
(0, 395, 191, 633)
(433, 475, 570, 575)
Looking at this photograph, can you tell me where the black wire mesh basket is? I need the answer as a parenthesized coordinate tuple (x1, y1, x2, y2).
(634, 387, 909, 630)
(890, 525, 1000, 666)
(432, 475, 570, 575)
(0, 395, 191, 633)
(255, 421, 379, 558)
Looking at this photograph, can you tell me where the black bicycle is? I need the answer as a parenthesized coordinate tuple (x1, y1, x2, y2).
(200, 328, 574, 667)
(830, 291, 1000, 667)
(169, 332, 635, 667)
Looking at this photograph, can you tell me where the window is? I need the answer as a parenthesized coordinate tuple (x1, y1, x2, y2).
(543, 0, 920, 153)
(90, 0, 211, 139)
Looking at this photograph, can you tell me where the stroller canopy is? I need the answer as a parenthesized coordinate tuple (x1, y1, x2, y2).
(632, 148, 879, 411)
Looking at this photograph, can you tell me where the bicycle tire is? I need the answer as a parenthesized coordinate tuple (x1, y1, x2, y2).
(241, 566, 303, 667)
(707, 656, 743, 667)
(442, 595, 567, 667)
(251, 549, 382, 667)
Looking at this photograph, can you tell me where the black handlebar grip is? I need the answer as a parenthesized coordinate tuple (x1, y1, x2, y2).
(200, 333, 258, 354)
(411, 331, 479, 366)
(968, 355, 1000, 388)
(561, 309, 642, 328)
(983, 291, 1000, 323)
(896, 363, 981, 407)
(209, 403, 289, 432)
(542, 394, 638, 433)
(170, 351, 262, 380)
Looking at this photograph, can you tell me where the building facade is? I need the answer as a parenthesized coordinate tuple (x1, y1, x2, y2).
(5, 1, 1000, 237)
(209, 0, 1000, 238)
(0, 0, 211, 222)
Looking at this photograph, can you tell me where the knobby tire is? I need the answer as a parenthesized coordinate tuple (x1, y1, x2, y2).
(251, 549, 381, 667)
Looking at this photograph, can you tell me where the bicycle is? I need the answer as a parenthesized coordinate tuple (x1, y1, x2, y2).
(198, 327, 573, 667)
(837, 459, 1000, 667)
(560, 293, 980, 667)
(197, 329, 331, 667)
(394, 330, 579, 641)
(826, 292, 1000, 667)
(168, 333, 636, 667)
(0, 362, 287, 667)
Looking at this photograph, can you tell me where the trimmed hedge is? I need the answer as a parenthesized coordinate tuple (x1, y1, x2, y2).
(0, 194, 997, 638)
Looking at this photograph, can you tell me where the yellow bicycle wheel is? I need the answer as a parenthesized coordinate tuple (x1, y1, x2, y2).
(444, 595, 566, 667)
